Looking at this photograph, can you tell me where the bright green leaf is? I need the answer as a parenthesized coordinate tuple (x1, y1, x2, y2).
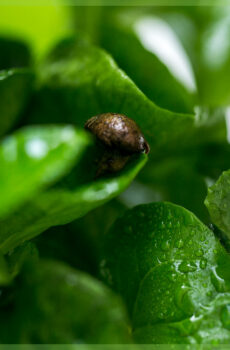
(0, 125, 91, 219)
(102, 202, 230, 344)
(0, 154, 147, 253)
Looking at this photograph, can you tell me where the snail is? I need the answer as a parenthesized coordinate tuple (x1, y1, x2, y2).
(84, 113, 150, 176)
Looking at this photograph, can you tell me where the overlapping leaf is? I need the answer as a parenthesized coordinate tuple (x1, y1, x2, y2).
(102, 202, 230, 343)
(98, 7, 195, 114)
(0, 259, 131, 344)
(0, 154, 147, 253)
(0, 125, 91, 219)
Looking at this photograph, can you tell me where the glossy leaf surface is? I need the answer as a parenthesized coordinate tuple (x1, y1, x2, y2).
(0, 125, 91, 218)
(102, 202, 230, 344)
(0, 154, 147, 253)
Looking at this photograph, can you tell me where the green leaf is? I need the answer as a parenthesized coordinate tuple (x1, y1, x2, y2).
(0, 37, 31, 70)
(0, 125, 91, 219)
(0, 154, 147, 254)
(205, 169, 230, 239)
(102, 202, 230, 344)
(0, 69, 34, 137)
(98, 7, 195, 114)
(28, 38, 196, 157)
(0, 259, 131, 344)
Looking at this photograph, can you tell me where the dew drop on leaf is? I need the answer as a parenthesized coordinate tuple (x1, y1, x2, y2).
(161, 240, 171, 251)
(169, 273, 177, 282)
(200, 259, 207, 269)
(167, 221, 172, 228)
(200, 235, 205, 242)
(178, 261, 197, 273)
(160, 221, 165, 228)
(161, 253, 167, 261)
(175, 239, 184, 248)
(195, 248, 203, 257)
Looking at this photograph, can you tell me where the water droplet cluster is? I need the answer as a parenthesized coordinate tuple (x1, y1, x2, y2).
(102, 202, 230, 343)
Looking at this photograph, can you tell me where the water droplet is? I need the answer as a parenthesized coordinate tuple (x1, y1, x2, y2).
(176, 221, 180, 228)
(161, 240, 170, 251)
(169, 273, 176, 282)
(160, 221, 165, 228)
(179, 261, 197, 273)
(200, 259, 207, 269)
(195, 249, 203, 257)
(175, 239, 184, 248)
(200, 235, 205, 242)
(221, 305, 230, 329)
(161, 253, 167, 261)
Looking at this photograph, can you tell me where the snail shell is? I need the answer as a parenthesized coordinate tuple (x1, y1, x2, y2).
(84, 113, 150, 155)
